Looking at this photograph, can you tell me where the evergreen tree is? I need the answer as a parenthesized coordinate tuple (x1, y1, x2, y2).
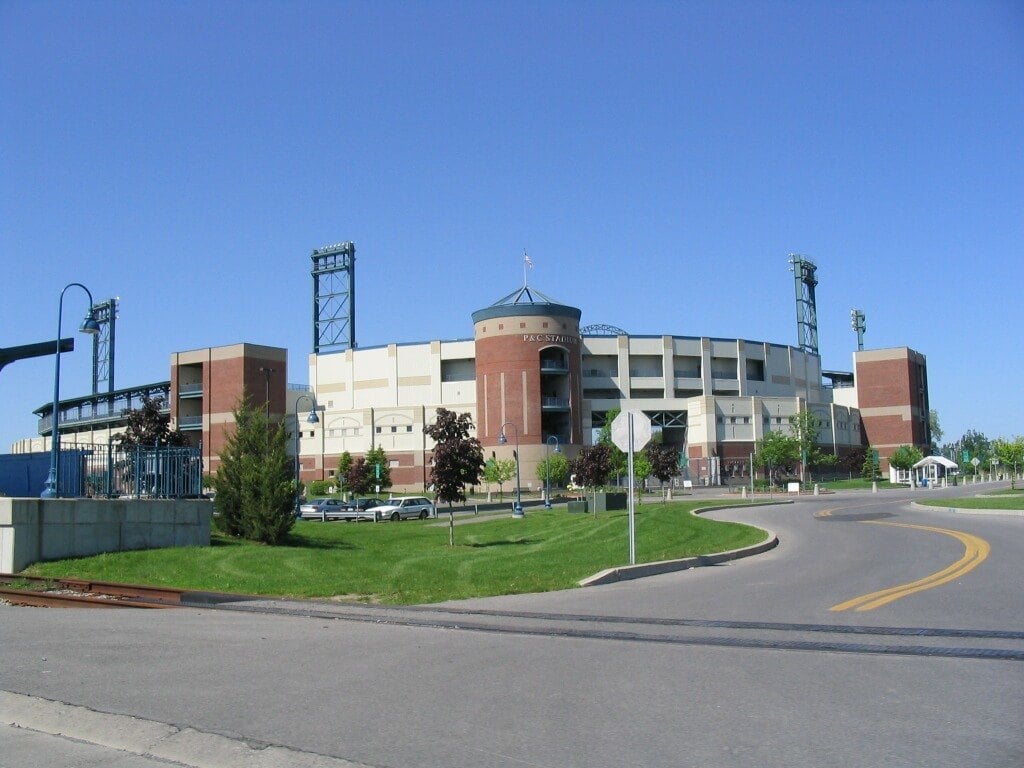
(212, 399, 295, 544)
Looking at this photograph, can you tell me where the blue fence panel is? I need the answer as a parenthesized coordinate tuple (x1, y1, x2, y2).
(1, 444, 203, 499)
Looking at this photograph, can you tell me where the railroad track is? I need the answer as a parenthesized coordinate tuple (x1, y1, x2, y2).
(0, 574, 186, 609)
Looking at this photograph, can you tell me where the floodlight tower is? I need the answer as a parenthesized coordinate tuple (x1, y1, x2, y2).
(91, 297, 118, 394)
(850, 308, 866, 351)
(311, 242, 356, 354)
(789, 254, 819, 356)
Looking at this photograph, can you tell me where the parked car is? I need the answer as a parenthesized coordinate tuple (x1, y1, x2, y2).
(298, 498, 349, 521)
(339, 497, 383, 521)
(368, 496, 435, 521)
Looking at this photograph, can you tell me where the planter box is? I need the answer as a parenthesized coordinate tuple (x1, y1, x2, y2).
(567, 500, 588, 514)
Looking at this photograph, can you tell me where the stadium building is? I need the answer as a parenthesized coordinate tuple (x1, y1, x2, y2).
(12, 247, 931, 493)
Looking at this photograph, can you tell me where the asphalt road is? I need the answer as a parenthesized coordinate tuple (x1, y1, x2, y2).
(2, 485, 1022, 768)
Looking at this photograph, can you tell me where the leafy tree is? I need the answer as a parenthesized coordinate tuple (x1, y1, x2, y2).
(337, 451, 353, 493)
(753, 430, 799, 483)
(572, 444, 612, 489)
(597, 408, 628, 484)
(789, 409, 820, 483)
(484, 457, 517, 500)
(645, 442, 679, 500)
(888, 444, 924, 484)
(945, 429, 991, 475)
(118, 395, 188, 448)
(425, 408, 484, 546)
(929, 409, 943, 453)
(364, 445, 392, 492)
(345, 457, 374, 495)
(306, 479, 333, 497)
(212, 399, 295, 544)
(536, 451, 570, 489)
(991, 437, 1024, 489)
(807, 449, 839, 480)
(632, 451, 651, 501)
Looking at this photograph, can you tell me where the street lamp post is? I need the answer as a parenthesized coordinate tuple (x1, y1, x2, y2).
(41, 284, 101, 498)
(293, 394, 319, 516)
(259, 366, 276, 420)
(544, 435, 560, 508)
(498, 422, 523, 518)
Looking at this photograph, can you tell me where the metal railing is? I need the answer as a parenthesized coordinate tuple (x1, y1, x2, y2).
(53, 442, 203, 499)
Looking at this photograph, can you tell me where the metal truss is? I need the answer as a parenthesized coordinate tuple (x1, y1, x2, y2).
(312, 242, 356, 354)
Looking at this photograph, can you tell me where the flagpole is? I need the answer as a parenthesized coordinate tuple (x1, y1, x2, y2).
(523, 251, 528, 287)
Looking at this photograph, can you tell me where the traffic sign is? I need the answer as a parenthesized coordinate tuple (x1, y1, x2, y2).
(611, 410, 652, 453)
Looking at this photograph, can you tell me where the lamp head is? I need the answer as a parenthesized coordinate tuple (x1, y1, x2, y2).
(306, 409, 319, 424)
(79, 310, 101, 335)
(498, 432, 507, 445)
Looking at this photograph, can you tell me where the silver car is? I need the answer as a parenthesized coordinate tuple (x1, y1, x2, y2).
(298, 498, 348, 521)
(368, 496, 435, 522)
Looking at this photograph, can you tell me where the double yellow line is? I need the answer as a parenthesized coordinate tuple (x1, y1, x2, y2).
(830, 521, 990, 612)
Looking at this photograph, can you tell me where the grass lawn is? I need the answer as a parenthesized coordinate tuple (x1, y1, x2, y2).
(918, 496, 1024, 511)
(817, 478, 898, 490)
(25, 501, 767, 604)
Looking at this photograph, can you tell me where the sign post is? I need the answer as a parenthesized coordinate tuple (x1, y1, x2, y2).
(611, 410, 653, 565)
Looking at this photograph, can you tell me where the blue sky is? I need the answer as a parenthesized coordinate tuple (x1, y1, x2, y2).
(2, 1, 1021, 450)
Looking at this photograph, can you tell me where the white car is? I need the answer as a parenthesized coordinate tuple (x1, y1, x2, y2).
(368, 496, 435, 521)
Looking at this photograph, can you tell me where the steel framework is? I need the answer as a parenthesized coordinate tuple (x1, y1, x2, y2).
(312, 242, 356, 354)
(789, 254, 819, 356)
(91, 298, 118, 394)
(850, 308, 866, 351)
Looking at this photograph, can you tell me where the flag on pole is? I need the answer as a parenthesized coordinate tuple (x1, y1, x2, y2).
(524, 251, 534, 269)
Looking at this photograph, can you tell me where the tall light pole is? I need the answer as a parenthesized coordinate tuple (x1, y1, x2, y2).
(544, 435, 560, 508)
(259, 366, 276, 420)
(498, 422, 523, 518)
(293, 394, 319, 515)
(41, 284, 101, 498)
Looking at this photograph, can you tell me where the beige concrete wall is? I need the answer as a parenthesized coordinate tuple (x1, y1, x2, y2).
(0, 498, 212, 573)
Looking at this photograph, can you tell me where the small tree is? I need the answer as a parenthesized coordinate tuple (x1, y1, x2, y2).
(212, 399, 295, 544)
(889, 444, 924, 485)
(991, 437, 1024, 489)
(484, 457, 517, 500)
(345, 457, 374, 495)
(364, 445, 392, 493)
(789, 409, 820, 483)
(572, 444, 613, 490)
(337, 451, 353, 495)
(754, 430, 800, 485)
(536, 452, 570, 490)
(425, 409, 484, 546)
(117, 395, 188, 449)
(861, 448, 881, 480)
(646, 442, 679, 500)
(632, 451, 651, 503)
(597, 408, 628, 485)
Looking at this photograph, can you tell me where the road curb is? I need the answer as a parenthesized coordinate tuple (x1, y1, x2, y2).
(911, 501, 1024, 517)
(0, 690, 376, 768)
(578, 502, 784, 587)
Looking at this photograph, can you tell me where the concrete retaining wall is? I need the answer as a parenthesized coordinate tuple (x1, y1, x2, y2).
(0, 498, 213, 573)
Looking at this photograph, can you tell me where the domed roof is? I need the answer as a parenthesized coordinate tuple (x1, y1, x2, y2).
(471, 284, 582, 323)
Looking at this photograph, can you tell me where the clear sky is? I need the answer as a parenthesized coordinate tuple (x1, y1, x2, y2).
(2, 1, 1021, 451)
